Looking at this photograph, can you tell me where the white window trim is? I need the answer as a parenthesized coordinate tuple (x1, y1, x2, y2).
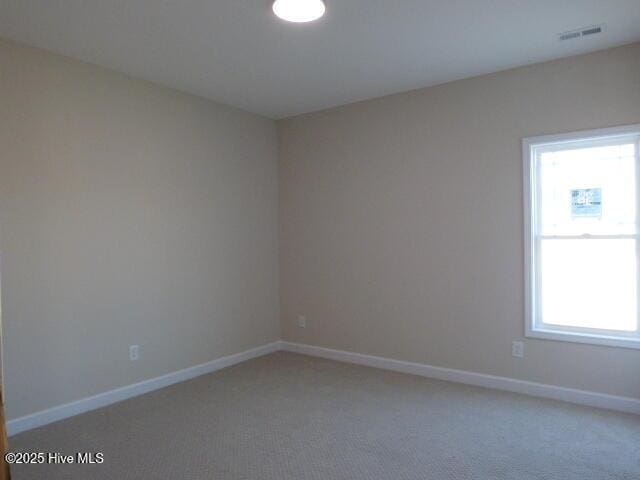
(523, 124, 640, 350)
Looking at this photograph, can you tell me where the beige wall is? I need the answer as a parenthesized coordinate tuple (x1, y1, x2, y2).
(279, 43, 640, 399)
(0, 39, 280, 419)
(1, 37, 639, 423)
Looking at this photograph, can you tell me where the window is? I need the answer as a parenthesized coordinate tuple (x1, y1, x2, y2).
(524, 125, 640, 349)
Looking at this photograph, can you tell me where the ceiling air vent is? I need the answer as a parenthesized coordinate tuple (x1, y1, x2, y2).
(558, 24, 605, 42)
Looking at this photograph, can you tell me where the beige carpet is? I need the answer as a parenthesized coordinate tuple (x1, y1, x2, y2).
(10, 351, 640, 479)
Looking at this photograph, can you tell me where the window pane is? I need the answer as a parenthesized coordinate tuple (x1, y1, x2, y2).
(540, 239, 637, 331)
(539, 143, 636, 236)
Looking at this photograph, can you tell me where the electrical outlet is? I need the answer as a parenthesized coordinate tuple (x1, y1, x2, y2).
(129, 344, 140, 361)
(512, 341, 524, 358)
(297, 315, 306, 328)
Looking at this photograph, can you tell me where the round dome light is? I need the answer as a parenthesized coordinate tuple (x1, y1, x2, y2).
(272, 0, 326, 23)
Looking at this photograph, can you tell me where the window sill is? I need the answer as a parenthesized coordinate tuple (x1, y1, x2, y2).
(526, 326, 640, 350)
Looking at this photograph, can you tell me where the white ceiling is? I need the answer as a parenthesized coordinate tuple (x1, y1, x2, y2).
(1, 1, 639, 118)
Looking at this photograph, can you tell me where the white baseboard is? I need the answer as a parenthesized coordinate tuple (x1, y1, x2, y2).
(8, 339, 638, 436)
(281, 341, 640, 416)
(7, 341, 281, 436)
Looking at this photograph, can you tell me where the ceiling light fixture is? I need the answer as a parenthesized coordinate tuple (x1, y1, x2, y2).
(272, 0, 326, 23)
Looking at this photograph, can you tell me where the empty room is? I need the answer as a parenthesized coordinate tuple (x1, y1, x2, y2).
(0, 1, 639, 479)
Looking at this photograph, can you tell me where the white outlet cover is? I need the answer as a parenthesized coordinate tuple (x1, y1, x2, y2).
(297, 315, 306, 328)
(129, 345, 140, 361)
(512, 341, 524, 358)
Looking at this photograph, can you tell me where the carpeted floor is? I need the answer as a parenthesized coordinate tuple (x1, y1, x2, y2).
(9, 351, 640, 479)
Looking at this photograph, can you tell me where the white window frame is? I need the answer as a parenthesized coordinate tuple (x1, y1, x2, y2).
(523, 124, 640, 349)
